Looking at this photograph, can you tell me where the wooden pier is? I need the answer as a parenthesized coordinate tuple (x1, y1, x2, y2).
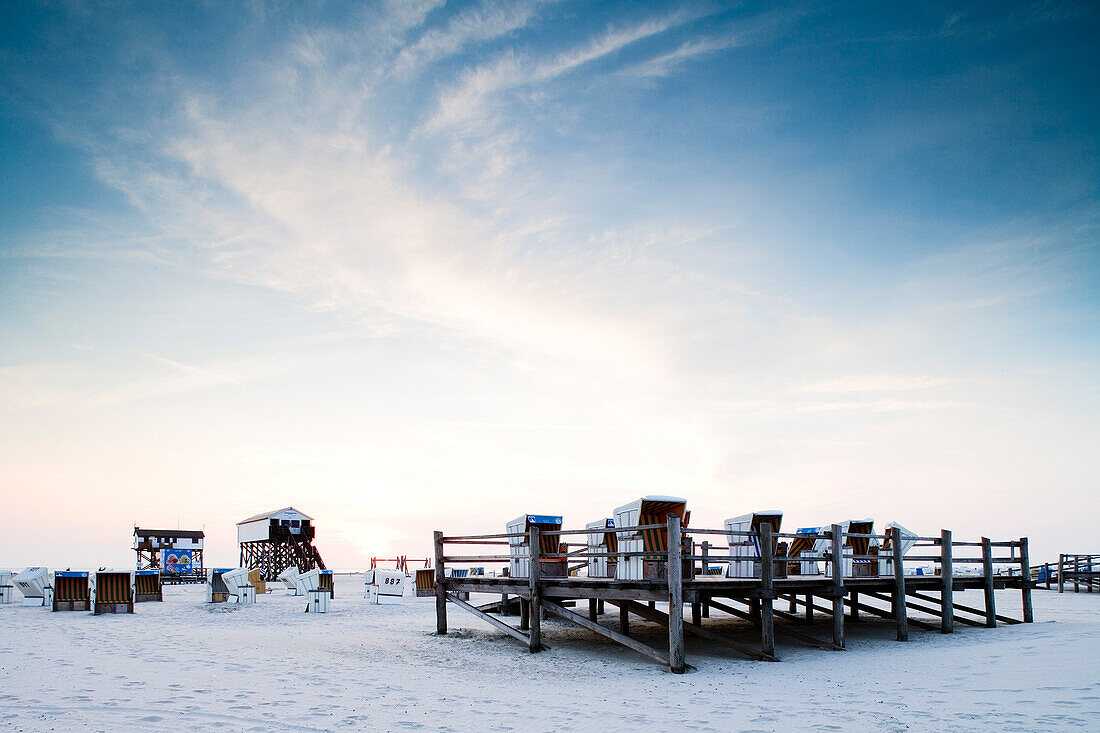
(1057, 554, 1100, 593)
(432, 518, 1034, 673)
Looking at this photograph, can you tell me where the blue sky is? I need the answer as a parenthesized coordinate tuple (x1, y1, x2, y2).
(1, 1, 1097, 568)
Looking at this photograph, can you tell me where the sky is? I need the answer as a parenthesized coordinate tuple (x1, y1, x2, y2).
(1, 1, 1097, 570)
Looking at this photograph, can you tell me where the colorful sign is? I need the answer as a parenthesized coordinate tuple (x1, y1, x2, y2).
(162, 549, 193, 573)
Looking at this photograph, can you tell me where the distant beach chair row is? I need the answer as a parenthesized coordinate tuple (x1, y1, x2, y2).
(0, 567, 143, 614)
(498, 497, 926, 582)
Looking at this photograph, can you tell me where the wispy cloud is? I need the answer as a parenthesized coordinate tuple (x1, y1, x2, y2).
(427, 14, 691, 130)
(623, 34, 740, 77)
(394, 1, 546, 75)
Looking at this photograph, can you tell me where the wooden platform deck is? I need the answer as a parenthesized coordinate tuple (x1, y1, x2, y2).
(431, 519, 1034, 673)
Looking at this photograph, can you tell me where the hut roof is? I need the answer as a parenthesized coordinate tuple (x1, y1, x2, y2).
(133, 527, 205, 539)
(236, 507, 313, 525)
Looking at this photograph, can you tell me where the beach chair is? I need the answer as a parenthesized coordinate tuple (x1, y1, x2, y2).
(53, 571, 90, 611)
(221, 568, 255, 605)
(299, 569, 331, 613)
(506, 514, 564, 578)
(318, 569, 334, 598)
(0, 570, 13, 604)
(824, 520, 878, 578)
(414, 567, 435, 597)
(614, 496, 689, 580)
(788, 527, 827, 576)
(724, 511, 783, 579)
(277, 566, 301, 595)
(91, 570, 135, 614)
(370, 569, 405, 605)
(134, 570, 163, 602)
(247, 568, 267, 595)
(14, 567, 50, 607)
(586, 518, 618, 578)
(879, 522, 919, 576)
(206, 568, 233, 603)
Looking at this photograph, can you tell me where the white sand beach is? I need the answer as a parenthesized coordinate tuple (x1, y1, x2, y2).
(1, 575, 1097, 732)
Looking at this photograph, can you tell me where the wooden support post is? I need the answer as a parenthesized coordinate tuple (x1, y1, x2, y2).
(891, 526, 908, 642)
(805, 594, 813, 624)
(501, 592, 510, 616)
(692, 602, 701, 626)
(981, 537, 996, 628)
(1059, 554, 1064, 593)
(528, 526, 542, 652)
(1018, 537, 1033, 623)
(589, 598, 598, 622)
(519, 596, 530, 630)
(434, 531, 447, 635)
(831, 524, 845, 649)
(759, 521, 776, 659)
(701, 542, 710, 618)
(619, 602, 629, 636)
(750, 598, 760, 627)
(940, 529, 954, 634)
(849, 591, 859, 622)
(598, 599, 605, 615)
(667, 514, 685, 674)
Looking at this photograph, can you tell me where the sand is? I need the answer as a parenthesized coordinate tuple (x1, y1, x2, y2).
(1, 575, 1097, 731)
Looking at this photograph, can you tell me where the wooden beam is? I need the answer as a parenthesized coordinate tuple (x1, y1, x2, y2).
(529, 526, 543, 652)
(831, 524, 845, 649)
(1018, 537, 1033, 623)
(982, 537, 997, 628)
(907, 590, 1020, 625)
(940, 529, 953, 633)
(542, 600, 670, 667)
(434, 530, 447, 635)
(851, 593, 940, 631)
(892, 526, 908, 642)
(614, 599, 777, 662)
(701, 542, 711, 618)
(446, 592, 546, 649)
(759, 522, 776, 658)
(667, 514, 685, 673)
(863, 591, 972, 629)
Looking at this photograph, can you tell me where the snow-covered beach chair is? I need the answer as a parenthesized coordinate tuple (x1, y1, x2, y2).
(206, 568, 233, 603)
(788, 526, 828, 576)
(586, 518, 617, 579)
(134, 570, 162, 602)
(318, 569, 334, 598)
(91, 570, 135, 614)
(53, 571, 90, 611)
(506, 514, 564, 578)
(220, 568, 255, 605)
(825, 520, 878, 578)
(725, 511, 783, 579)
(879, 522, 919, 576)
(278, 566, 301, 595)
(0, 570, 14, 604)
(614, 496, 689, 580)
(414, 568, 435, 597)
(369, 569, 405, 605)
(14, 567, 51, 607)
